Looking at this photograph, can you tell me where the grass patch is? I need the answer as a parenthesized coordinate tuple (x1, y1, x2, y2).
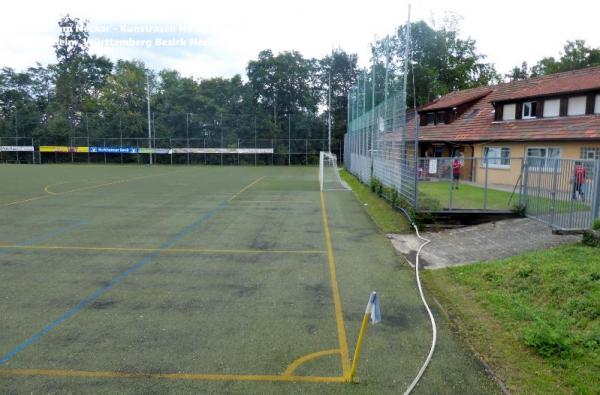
(422, 243, 600, 394)
(418, 181, 519, 210)
(419, 181, 590, 213)
(339, 169, 411, 233)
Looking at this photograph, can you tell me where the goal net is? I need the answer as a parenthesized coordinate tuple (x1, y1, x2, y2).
(319, 151, 351, 191)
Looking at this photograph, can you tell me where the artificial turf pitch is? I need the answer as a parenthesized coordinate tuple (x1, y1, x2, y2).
(0, 165, 499, 394)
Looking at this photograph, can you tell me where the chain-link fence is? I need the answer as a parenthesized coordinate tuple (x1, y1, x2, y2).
(522, 157, 600, 230)
(344, 31, 418, 207)
(32, 136, 341, 166)
(0, 137, 35, 164)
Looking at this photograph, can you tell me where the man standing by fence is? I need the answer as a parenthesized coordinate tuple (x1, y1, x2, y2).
(452, 157, 463, 189)
(573, 162, 587, 201)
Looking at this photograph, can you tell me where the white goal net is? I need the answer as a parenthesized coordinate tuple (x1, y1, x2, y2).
(319, 151, 351, 192)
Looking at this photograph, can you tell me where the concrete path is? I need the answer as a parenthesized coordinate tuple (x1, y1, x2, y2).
(388, 218, 580, 269)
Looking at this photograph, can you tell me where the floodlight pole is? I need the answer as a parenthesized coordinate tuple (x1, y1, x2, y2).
(146, 73, 153, 165)
(186, 112, 192, 165)
(328, 72, 332, 154)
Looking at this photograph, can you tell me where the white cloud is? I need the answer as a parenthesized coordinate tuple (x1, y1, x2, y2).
(2, 0, 599, 78)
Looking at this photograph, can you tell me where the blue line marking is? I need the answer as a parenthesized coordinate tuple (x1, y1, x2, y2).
(0, 220, 87, 258)
(0, 202, 226, 365)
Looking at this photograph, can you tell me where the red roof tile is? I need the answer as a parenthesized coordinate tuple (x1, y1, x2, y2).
(404, 67, 600, 143)
(420, 86, 493, 111)
(490, 66, 600, 102)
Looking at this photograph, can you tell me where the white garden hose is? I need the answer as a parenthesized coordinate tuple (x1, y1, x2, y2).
(398, 208, 437, 395)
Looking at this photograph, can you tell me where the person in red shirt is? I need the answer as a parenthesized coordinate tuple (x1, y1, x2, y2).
(573, 163, 587, 201)
(452, 157, 463, 189)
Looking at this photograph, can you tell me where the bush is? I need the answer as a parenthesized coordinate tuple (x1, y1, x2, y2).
(582, 229, 600, 247)
(512, 203, 526, 216)
(523, 324, 571, 357)
(592, 219, 600, 230)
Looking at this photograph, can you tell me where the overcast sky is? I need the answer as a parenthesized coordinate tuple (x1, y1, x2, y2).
(2, 0, 599, 80)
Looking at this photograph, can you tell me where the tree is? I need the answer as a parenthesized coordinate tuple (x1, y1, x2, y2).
(506, 61, 530, 81)
(247, 50, 320, 136)
(370, 20, 500, 107)
(319, 49, 359, 142)
(52, 14, 112, 137)
(531, 40, 600, 76)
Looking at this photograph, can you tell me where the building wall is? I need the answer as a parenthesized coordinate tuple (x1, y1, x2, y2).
(472, 141, 600, 187)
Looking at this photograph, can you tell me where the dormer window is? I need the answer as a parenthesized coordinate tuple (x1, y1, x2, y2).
(425, 113, 436, 125)
(522, 101, 537, 119)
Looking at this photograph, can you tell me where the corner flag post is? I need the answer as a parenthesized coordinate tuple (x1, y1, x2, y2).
(350, 291, 381, 381)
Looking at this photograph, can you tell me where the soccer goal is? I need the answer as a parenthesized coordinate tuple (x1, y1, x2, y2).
(319, 151, 351, 191)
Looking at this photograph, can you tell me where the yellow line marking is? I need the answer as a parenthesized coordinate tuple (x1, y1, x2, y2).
(1, 171, 178, 208)
(0, 368, 346, 383)
(320, 190, 351, 381)
(43, 181, 69, 195)
(282, 349, 340, 377)
(231, 200, 316, 204)
(229, 176, 265, 201)
(0, 244, 326, 255)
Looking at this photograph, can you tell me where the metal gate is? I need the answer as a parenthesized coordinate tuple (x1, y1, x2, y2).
(522, 157, 600, 230)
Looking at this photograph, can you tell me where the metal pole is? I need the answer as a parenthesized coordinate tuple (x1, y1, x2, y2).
(186, 113, 190, 165)
(288, 112, 291, 166)
(146, 73, 152, 165)
(484, 158, 489, 209)
(305, 139, 308, 165)
(328, 72, 332, 153)
(254, 116, 257, 166)
(220, 115, 224, 166)
(15, 109, 19, 163)
(86, 114, 90, 163)
(591, 160, 600, 221)
(119, 113, 123, 164)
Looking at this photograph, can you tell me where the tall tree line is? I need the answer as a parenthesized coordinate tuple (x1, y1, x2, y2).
(5, 14, 592, 147)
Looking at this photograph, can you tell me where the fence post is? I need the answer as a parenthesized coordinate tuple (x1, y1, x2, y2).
(591, 160, 600, 222)
(522, 158, 529, 211)
(550, 158, 559, 227)
(484, 158, 489, 210)
(305, 139, 308, 165)
(448, 163, 454, 211)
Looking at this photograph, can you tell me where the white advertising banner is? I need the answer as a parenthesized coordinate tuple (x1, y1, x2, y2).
(171, 148, 274, 154)
(0, 146, 34, 152)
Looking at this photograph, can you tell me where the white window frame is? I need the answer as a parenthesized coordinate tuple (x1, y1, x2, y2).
(522, 101, 536, 119)
(595, 94, 600, 114)
(567, 96, 586, 116)
(526, 147, 562, 172)
(483, 147, 511, 169)
(543, 98, 560, 118)
(503, 103, 516, 121)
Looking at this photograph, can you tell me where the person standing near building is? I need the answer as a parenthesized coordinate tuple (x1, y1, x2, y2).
(452, 156, 463, 189)
(573, 162, 587, 201)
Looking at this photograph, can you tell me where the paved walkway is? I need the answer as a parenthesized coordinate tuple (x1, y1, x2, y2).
(388, 218, 580, 269)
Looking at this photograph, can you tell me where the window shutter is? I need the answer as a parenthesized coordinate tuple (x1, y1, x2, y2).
(495, 104, 502, 121)
(586, 94, 595, 115)
(559, 97, 568, 116)
(536, 100, 544, 118)
(515, 102, 523, 120)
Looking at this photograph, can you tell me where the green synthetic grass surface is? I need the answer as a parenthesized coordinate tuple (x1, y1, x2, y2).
(422, 243, 600, 394)
(0, 164, 498, 393)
